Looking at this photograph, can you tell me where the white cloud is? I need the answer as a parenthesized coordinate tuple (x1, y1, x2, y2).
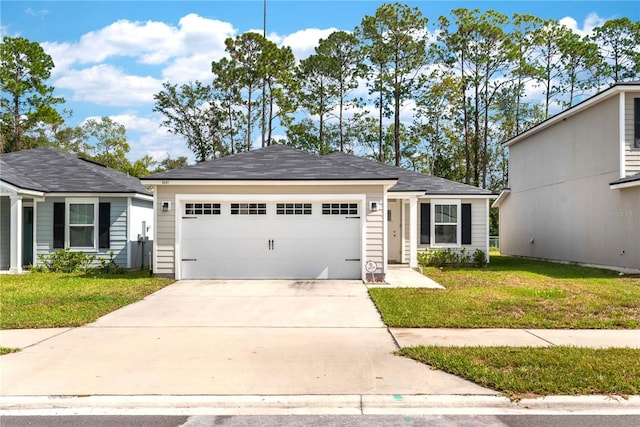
(280, 28, 339, 60)
(559, 12, 607, 37)
(42, 13, 235, 74)
(55, 64, 163, 106)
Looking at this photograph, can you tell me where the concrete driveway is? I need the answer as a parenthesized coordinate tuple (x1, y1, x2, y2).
(0, 280, 492, 396)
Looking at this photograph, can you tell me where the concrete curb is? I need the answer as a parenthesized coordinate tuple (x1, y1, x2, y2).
(1, 394, 639, 416)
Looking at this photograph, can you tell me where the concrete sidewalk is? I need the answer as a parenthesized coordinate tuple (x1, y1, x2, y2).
(391, 328, 640, 348)
(2, 326, 638, 351)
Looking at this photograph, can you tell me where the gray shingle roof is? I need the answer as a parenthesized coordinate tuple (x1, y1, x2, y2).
(144, 144, 395, 181)
(324, 151, 493, 195)
(145, 144, 493, 196)
(610, 172, 640, 186)
(0, 147, 150, 195)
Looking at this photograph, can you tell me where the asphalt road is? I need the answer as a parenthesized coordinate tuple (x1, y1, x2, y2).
(2, 415, 640, 427)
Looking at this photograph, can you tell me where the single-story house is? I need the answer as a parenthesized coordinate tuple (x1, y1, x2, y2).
(0, 147, 153, 273)
(142, 144, 494, 280)
(494, 81, 640, 273)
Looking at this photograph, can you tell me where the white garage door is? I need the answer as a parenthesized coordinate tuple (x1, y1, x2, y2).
(180, 201, 362, 279)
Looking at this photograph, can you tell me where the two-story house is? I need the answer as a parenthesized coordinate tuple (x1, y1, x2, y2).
(494, 81, 640, 273)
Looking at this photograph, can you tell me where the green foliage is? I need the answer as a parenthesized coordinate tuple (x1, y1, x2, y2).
(97, 251, 124, 274)
(473, 249, 488, 268)
(417, 248, 473, 268)
(38, 248, 96, 273)
(1, 36, 65, 152)
(28, 264, 48, 273)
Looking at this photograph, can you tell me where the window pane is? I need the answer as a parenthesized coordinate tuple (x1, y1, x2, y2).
(435, 204, 456, 223)
(69, 204, 94, 224)
(70, 226, 94, 247)
(435, 225, 457, 244)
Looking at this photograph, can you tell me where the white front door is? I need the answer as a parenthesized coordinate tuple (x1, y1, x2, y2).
(387, 199, 402, 263)
(180, 201, 361, 279)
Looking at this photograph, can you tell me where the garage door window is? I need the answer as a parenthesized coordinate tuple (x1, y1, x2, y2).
(277, 203, 312, 215)
(231, 203, 267, 215)
(185, 203, 221, 215)
(322, 203, 358, 215)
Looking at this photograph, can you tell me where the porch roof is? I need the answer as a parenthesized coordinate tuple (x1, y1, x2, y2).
(0, 147, 150, 195)
(323, 152, 494, 196)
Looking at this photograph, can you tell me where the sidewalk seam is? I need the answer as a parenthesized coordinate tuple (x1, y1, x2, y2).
(523, 329, 556, 346)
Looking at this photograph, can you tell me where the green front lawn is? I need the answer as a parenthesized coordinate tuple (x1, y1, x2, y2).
(370, 255, 640, 328)
(400, 346, 640, 398)
(0, 270, 174, 329)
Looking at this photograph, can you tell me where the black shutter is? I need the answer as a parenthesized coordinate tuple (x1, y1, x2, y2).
(461, 203, 472, 245)
(420, 203, 430, 244)
(99, 203, 110, 249)
(53, 202, 65, 249)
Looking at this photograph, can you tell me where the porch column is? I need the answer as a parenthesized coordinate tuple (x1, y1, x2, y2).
(409, 197, 418, 268)
(9, 195, 23, 274)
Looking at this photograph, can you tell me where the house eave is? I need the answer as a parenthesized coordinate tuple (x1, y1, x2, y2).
(44, 192, 152, 200)
(609, 180, 640, 190)
(503, 84, 640, 148)
(425, 193, 497, 199)
(492, 189, 511, 207)
(0, 180, 45, 198)
(142, 179, 398, 187)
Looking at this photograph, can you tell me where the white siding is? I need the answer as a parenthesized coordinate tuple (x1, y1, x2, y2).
(398, 197, 489, 262)
(624, 92, 640, 176)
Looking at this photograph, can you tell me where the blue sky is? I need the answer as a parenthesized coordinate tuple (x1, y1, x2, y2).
(2, 1, 639, 162)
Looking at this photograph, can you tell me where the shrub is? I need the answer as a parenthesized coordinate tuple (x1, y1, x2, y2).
(417, 248, 487, 269)
(473, 249, 488, 268)
(29, 264, 48, 273)
(98, 251, 124, 274)
(38, 248, 96, 273)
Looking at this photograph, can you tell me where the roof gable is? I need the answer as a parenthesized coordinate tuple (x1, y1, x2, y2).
(0, 147, 149, 195)
(503, 82, 640, 148)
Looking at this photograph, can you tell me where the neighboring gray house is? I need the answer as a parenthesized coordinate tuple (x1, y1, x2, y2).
(0, 147, 153, 273)
(142, 145, 494, 280)
(494, 82, 640, 273)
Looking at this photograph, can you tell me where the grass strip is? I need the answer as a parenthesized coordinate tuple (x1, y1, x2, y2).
(400, 345, 640, 398)
(0, 270, 174, 329)
(0, 347, 21, 355)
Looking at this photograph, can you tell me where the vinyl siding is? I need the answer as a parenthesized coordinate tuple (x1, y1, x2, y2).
(400, 197, 488, 262)
(35, 196, 129, 267)
(624, 93, 640, 176)
(153, 184, 385, 278)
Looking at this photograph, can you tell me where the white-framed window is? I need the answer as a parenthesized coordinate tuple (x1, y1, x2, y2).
(66, 198, 98, 250)
(431, 200, 461, 248)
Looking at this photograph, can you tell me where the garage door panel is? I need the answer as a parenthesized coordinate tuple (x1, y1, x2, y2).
(181, 201, 362, 279)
